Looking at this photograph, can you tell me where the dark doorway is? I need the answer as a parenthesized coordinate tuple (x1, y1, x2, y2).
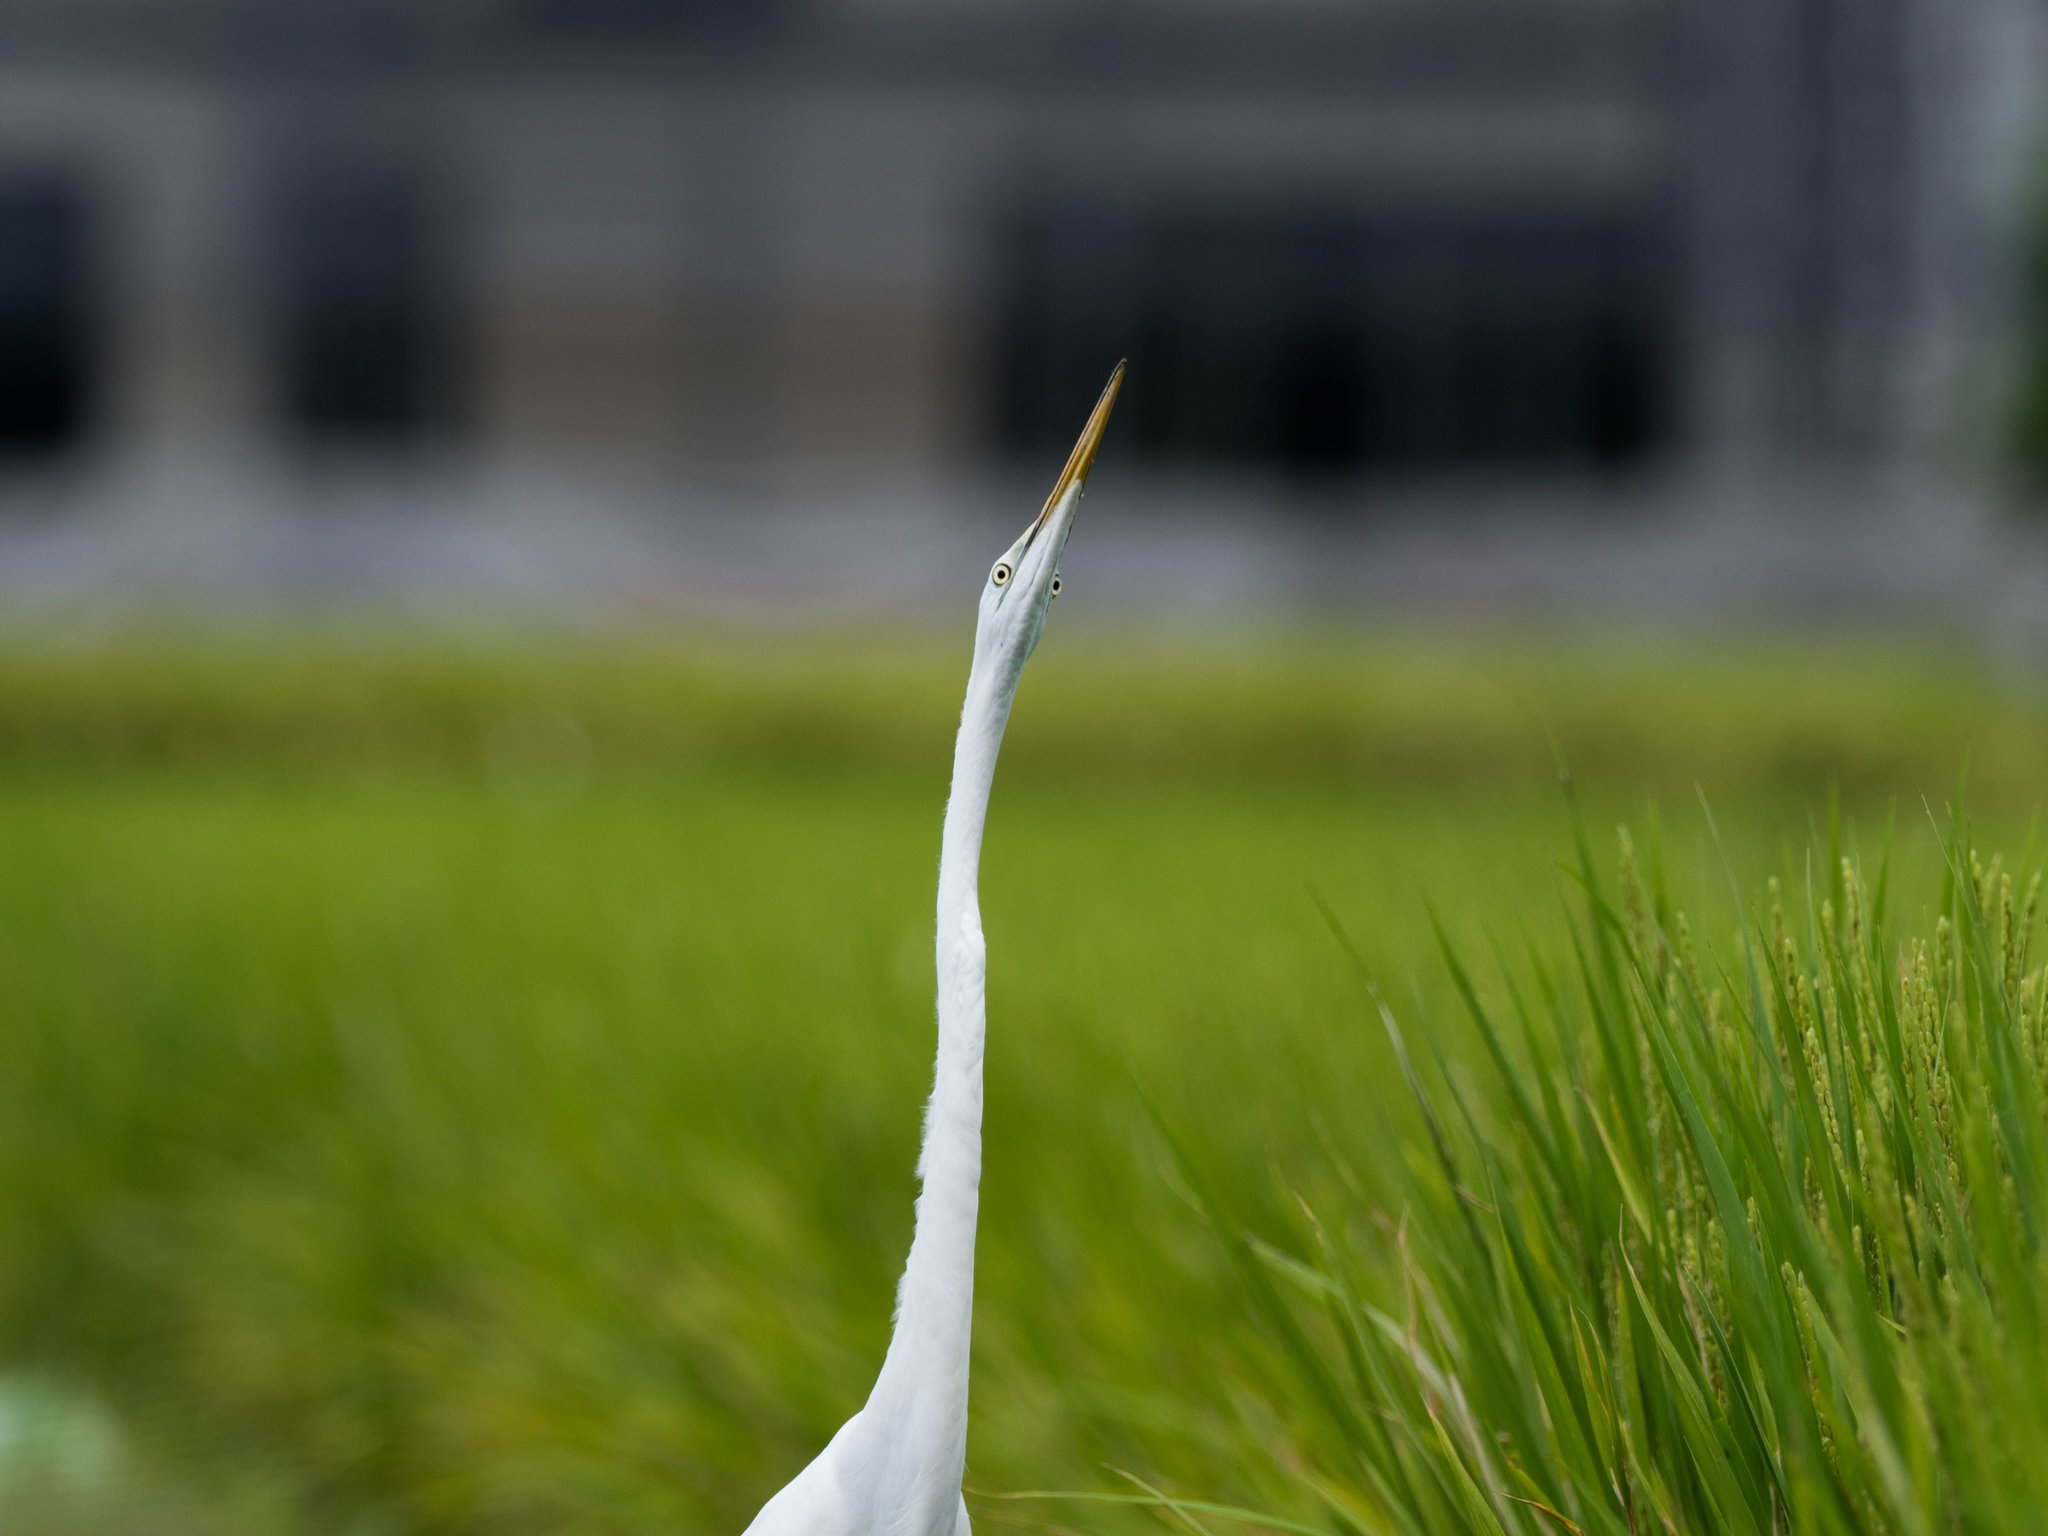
(992, 198, 1675, 486)
(270, 160, 459, 444)
(0, 179, 94, 462)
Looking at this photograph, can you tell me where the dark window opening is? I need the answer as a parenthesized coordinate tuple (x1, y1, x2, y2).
(0, 179, 94, 461)
(271, 162, 458, 444)
(993, 201, 1675, 486)
(522, 0, 785, 39)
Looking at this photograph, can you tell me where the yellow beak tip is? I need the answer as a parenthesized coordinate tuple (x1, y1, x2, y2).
(1036, 362, 1125, 529)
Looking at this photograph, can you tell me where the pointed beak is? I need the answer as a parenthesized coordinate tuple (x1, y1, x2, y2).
(1032, 360, 1125, 535)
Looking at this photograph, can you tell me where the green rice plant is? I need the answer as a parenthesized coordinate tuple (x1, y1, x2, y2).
(1195, 806, 2048, 1536)
(1, 639, 2043, 1533)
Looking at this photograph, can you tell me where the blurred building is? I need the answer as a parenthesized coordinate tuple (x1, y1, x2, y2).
(0, 0, 2043, 618)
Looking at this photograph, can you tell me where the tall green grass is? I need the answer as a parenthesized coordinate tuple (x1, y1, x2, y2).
(0, 635, 2039, 1534)
(1193, 809, 2048, 1535)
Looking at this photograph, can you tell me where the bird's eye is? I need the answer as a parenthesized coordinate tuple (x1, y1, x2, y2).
(1050, 574, 1063, 597)
(991, 562, 1012, 587)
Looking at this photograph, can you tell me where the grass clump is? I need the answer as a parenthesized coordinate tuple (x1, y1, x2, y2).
(1215, 815, 2048, 1536)
(2, 637, 2044, 1533)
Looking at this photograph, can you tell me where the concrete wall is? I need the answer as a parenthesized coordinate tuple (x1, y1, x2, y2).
(0, 0, 2031, 618)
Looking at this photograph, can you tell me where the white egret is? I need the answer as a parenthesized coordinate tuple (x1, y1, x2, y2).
(742, 363, 1125, 1536)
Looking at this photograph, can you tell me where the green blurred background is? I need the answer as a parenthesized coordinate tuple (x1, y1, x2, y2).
(0, 631, 2033, 1534)
(1, 1, 2047, 1529)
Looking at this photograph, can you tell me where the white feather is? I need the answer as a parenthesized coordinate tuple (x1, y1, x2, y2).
(743, 366, 1120, 1535)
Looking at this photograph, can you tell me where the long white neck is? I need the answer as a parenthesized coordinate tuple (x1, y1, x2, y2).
(864, 652, 1019, 1491)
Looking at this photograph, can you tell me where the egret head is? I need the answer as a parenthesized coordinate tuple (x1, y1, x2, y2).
(973, 361, 1123, 678)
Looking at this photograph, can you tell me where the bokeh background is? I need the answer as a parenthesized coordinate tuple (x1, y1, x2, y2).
(0, 0, 2045, 619)
(4, 3, 2048, 1534)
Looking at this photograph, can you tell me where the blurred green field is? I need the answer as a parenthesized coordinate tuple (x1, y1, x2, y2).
(0, 630, 2038, 1534)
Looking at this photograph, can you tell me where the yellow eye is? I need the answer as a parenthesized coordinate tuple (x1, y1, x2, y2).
(1050, 574, 1063, 597)
(991, 562, 1012, 587)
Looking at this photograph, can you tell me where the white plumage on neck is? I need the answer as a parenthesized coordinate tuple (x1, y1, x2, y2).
(742, 363, 1121, 1536)
(739, 645, 1019, 1536)
(863, 661, 1016, 1529)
